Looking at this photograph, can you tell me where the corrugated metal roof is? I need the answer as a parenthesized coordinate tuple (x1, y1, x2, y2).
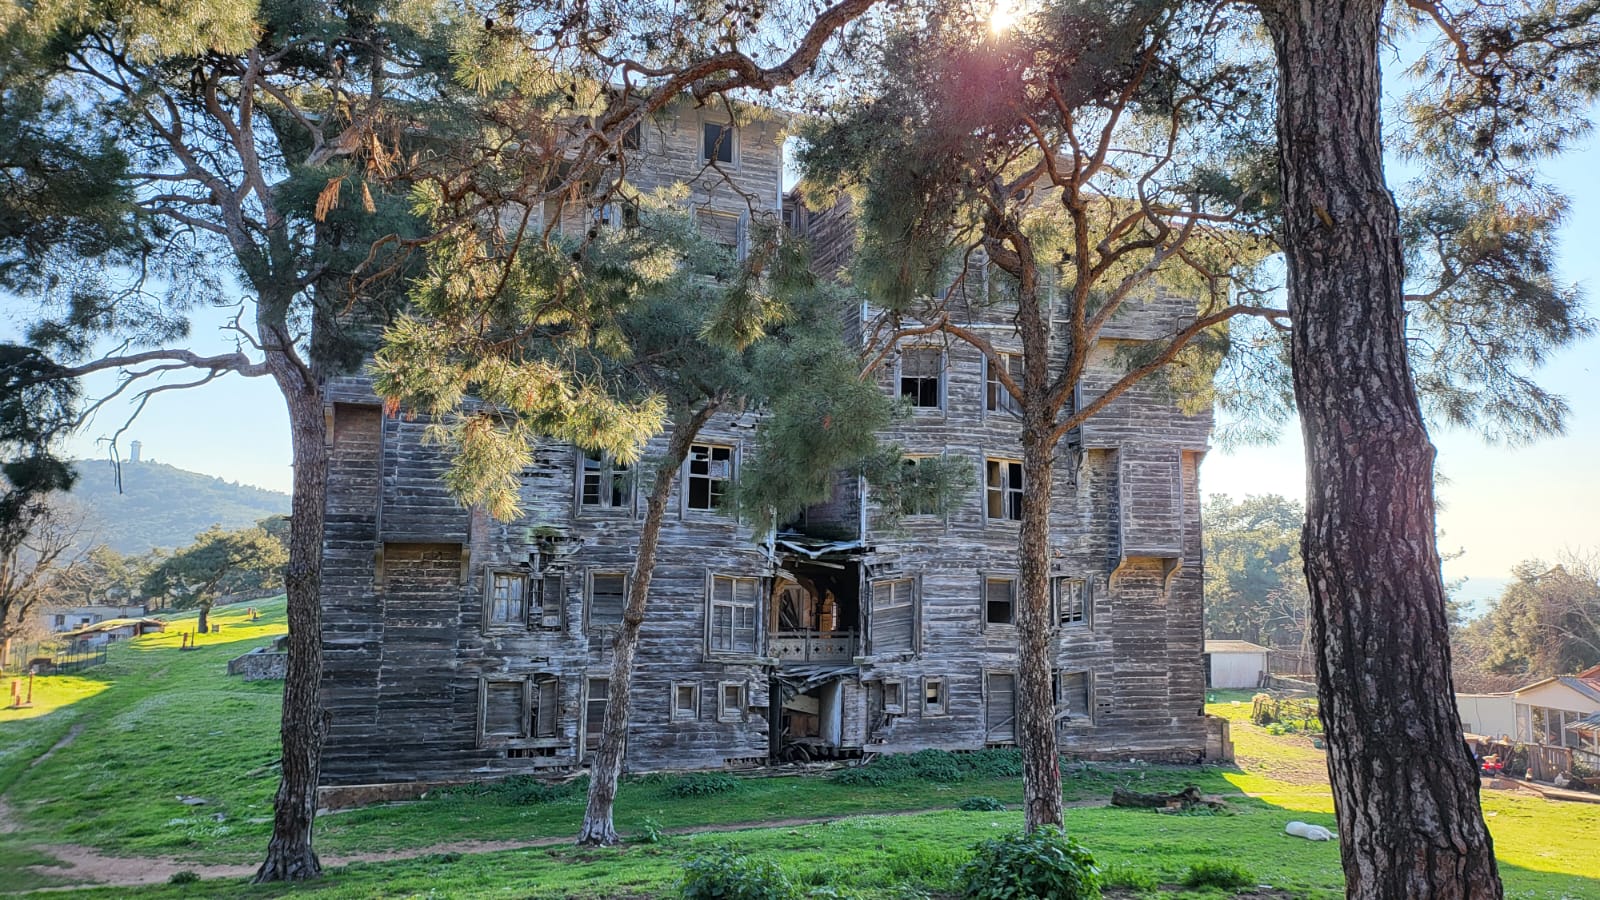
(1204, 640, 1270, 655)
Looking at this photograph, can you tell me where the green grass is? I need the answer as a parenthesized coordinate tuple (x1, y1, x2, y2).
(3, 621, 1598, 898)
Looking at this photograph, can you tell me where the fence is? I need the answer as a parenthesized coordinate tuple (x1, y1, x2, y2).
(1269, 647, 1318, 678)
(0, 641, 107, 676)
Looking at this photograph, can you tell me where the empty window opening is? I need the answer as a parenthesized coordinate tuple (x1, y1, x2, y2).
(924, 676, 948, 716)
(581, 449, 633, 509)
(719, 681, 747, 722)
(703, 122, 735, 164)
(899, 349, 942, 408)
(986, 353, 1024, 415)
(984, 577, 1016, 626)
(687, 444, 734, 511)
(985, 458, 1024, 521)
(673, 683, 700, 721)
(883, 679, 905, 715)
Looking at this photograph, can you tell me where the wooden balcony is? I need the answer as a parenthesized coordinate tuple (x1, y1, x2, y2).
(771, 630, 858, 664)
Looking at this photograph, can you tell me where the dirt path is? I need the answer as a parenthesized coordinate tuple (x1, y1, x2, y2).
(26, 725, 83, 772)
(15, 797, 1129, 891)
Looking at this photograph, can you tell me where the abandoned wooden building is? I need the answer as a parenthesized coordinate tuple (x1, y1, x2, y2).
(317, 102, 1211, 794)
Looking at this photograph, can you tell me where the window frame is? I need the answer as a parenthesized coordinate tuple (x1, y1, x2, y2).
(923, 676, 948, 717)
(984, 352, 1024, 417)
(718, 680, 748, 723)
(577, 447, 635, 514)
(701, 119, 737, 166)
(896, 347, 945, 411)
(898, 455, 939, 517)
(683, 442, 737, 515)
(583, 676, 611, 754)
(869, 576, 918, 655)
(480, 678, 529, 740)
(586, 570, 630, 630)
(882, 678, 905, 715)
(672, 682, 701, 721)
(483, 569, 530, 630)
(706, 573, 762, 659)
(984, 670, 1018, 743)
(982, 574, 1017, 629)
(1051, 576, 1091, 628)
(984, 457, 1025, 522)
(1056, 670, 1092, 723)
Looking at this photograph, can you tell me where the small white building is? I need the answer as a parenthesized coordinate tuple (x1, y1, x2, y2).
(1510, 669, 1600, 751)
(1455, 693, 1516, 739)
(1204, 640, 1270, 689)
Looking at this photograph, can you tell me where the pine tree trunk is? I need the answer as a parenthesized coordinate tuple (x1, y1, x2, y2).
(1017, 425, 1061, 831)
(253, 346, 329, 883)
(1262, 3, 1502, 897)
(577, 411, 712, 845)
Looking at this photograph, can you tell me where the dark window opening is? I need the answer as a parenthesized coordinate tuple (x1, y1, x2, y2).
(703, 122, 734, 164)
(899, 349, 942, 408)
(984, 577, 1015, 626)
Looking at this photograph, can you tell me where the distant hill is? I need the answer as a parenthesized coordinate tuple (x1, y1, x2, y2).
(66, 459, 291, 555)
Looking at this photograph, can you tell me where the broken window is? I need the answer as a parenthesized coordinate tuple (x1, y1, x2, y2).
(702, 121, 735, 164)
(719, 680, 747, 722)
(588, 572, 627, 628)
(883, 679, 905, 715)
(482, 681, 526, 738)
(530, 676, 559, 738)
(985, 458, 1024, 521)
(899, 348, 943, 409)
(985, 672, 1016, 742)
(1053, 577, 1089, 627)
(686, 443, 734, 512)
(708, 575, 759, 656)
(984, 577, 1016, 626)
(532, 574, 564, 630)
(486, 571, 528, 628)
(673, 683, 700, 721)
(900, 456, 938, 516)
(870, 577, 916, 654)
(622, 122, 642, 150)
(580, 449, 633, 510)
(924, 676, 948, 716)
(985, 353, 1024, 415)
(585, 677, 610, 752)
(1057, 671, 1091, 721)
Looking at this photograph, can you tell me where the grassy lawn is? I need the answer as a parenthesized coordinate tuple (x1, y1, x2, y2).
(2, 620, 1595, 897)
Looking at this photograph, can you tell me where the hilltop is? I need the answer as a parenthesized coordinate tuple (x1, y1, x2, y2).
(65, 458, 290, 554)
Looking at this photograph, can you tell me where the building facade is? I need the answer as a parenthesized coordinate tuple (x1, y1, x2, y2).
(317, 104, 1210, 793)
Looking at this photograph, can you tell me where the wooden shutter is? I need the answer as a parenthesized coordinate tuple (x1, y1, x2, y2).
(986, 673, 1016, 741)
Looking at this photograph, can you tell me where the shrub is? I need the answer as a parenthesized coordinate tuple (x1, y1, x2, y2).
(958, 796, 1006, 811)
(663, 771, 744, 798)
(168, 871, 200, 885)
(1101, 863, 1159, 892)
(833, 749, 1025, 787)
(633, 816, 664, 844)
(681, 849, 797, 900)
(1183, 861, 1254, 889)
(958, 826, 1102, 900)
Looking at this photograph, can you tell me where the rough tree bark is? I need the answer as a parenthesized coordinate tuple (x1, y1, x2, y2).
(253, 321, 330, 883)
(1262, 2, 1502, 897)
(577, 405, 718, 845)
(197, 603, 212, 635)
(1016, 416, 1061, 831)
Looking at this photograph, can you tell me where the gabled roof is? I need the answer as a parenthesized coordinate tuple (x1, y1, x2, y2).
(1204, 640, 1270, 654)
(1513, 675, 1600, 704)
